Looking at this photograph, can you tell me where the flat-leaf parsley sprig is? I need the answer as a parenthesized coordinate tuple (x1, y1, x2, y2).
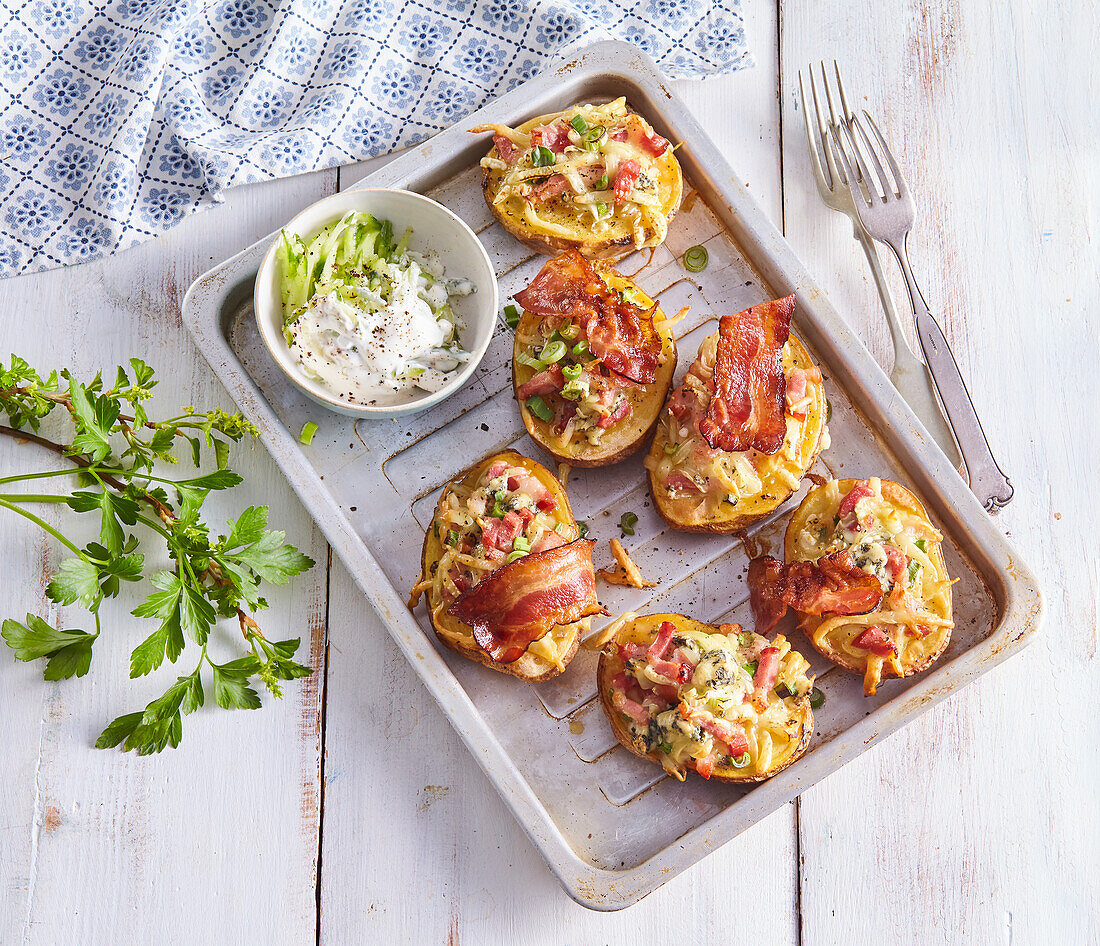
(0, 356, 315, 755)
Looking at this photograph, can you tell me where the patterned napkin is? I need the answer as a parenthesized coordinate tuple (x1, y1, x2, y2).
(0, 0, 749, 278)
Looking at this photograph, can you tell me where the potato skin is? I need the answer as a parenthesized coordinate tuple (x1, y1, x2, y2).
(596, 613, 814, 783)
(512, 272, 676, 468)
(646, 334, 826, 533)
(418, 449, 585, 682)
(481, 107, 683, 261)
(784, 478, 953, 685)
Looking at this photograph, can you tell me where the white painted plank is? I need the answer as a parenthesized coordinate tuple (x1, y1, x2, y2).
(0, 171, 336, 945)
(315, 6, 806, 938)
(781, 2, 1100, 944)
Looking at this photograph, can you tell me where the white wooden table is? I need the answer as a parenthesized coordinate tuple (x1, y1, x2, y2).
(2, 2, 1097, 942)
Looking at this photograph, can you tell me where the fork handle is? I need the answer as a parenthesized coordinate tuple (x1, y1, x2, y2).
(888, 237, 1014, 513)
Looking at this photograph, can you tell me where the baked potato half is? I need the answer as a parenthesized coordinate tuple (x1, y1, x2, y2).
(410, 450, 601, 681)
(645, 298, 828, 533)
(597, 613, 815, 782)
(512, 255, 676, 467)
(473, 96, 683, 260)
(780, 477, 954, 695)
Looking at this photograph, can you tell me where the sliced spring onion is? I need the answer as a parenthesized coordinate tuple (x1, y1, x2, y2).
(562, 363, 582, 381)
(907, 560, 922, 583)
(663, 441, 679, 456)
(506, 550, 527, 564)
(619, 511, 638, 536)
(526, 395, 554, 422)
(532, 145, 555, 167)
(559, 321, 579, 340)
(516, 351, 546, 371)
(512, 536, 531, 553)
(569, 115, 587, 133)
(581, 126, 605, 149)
(731, 752, 752, 768)
(445, 529, 460, 547)
(738, 631, 754, 647)
(743, 659, 759, 677)
(554, 522, 571, 537)
(914, 537, 928, 553)
(577, 520, 589, 539)
(571, 339, 589, 358)
(809, 687, 826, 710)
(298, 421, 319, 445)
(595, 173, 609, 190)
(620, 286, 646, 307)
(683, 245, 709, 272)
(774, 681, 799, 699)
(595, 201, 608, 218)
(504, 303, 520, 329)
(541, 340, 566, 363)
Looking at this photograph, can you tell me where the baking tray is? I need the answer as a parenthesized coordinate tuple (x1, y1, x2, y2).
(180, 42, 1043, 910)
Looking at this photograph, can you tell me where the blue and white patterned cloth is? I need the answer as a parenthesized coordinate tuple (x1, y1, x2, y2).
(0, 0, 749, 277)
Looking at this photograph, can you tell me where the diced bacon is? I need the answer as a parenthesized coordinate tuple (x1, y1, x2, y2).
(530, 121, 572, 153)
(718, 623, 744, 638)
(530, 173, 570, 203)
(530, 529, 566, 554)
(517, 363, 565, 399)
(665, 472, 703, 494)
(653, 683, 680, 702)
(516, 507, 536, 527)
(883, 544, 907, 584)
(493, 134, 520, 164)
(481, 511, 524, 551)
(613, 159, 641, 205)
(838, 482, 874, 518)
(853, 626, 897, 657)
(680, 703, 750, 757)
(553, 399, 577, 434)
(486, 460, 508, 479)
(504, 470, 553, 508)
(648, 621, 676, 660)
(597, 397, 631, 429)
(753, 646, 780, 692)
(667, 384, 699, 421)
(694, 752, 717, 779)
(611, 129, 628, 142)
(619, 642, 649, 661)
(612, 690, 650, 726)
(785, 368, 810, 419)
(650, 657, 692, 684)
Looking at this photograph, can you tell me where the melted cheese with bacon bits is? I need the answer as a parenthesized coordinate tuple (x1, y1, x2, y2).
(477, 98, 680, 252)
(609, 622, 813, 781)
(788, 477, 954, 694)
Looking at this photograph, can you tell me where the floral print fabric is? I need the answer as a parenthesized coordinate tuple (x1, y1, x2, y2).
(0, 0, 748, 277)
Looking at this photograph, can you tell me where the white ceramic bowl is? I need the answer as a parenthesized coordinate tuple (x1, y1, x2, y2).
(254, 188, 498, 418)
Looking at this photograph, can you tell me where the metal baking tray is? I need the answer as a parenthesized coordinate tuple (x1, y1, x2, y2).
(181, 42, 1043, 910)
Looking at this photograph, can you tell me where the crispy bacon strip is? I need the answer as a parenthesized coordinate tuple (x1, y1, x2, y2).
(699, 296, 795, 454)
(447, 539, 604, 663)
(747, 551, 883, 633)
(513, 252, 661, 384)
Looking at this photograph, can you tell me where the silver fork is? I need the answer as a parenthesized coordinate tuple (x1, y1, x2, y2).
(799, 64, 963, 473)
(829, 107, 1014, 512)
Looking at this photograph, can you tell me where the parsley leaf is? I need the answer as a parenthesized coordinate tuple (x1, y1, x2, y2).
(2, 614, 96, 679)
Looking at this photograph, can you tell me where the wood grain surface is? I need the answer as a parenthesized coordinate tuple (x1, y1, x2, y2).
(1, 1, 1096, 943)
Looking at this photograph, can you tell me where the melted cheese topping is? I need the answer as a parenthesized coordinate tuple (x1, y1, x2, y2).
(479, 98, 678, 251)
(609, 622, 813, 781)
(789, 477, 954, 694)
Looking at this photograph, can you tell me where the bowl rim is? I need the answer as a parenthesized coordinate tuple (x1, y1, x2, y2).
(253, 186, 499, 418)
